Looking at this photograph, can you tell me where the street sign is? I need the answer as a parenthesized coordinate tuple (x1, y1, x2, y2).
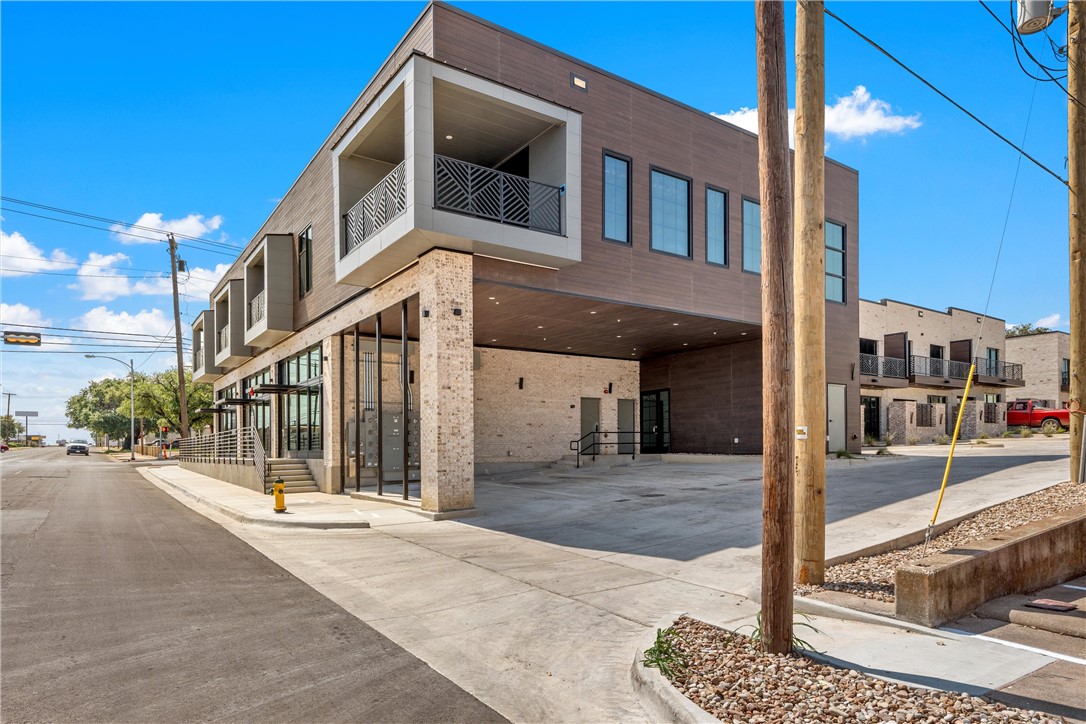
(3, 331, 42, 346)
(14, 410, 38, 417)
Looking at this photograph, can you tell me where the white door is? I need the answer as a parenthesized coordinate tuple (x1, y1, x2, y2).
(827, 384, 847, 452)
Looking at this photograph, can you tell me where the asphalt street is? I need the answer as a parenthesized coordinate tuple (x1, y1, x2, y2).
(0, 446, 505, 723)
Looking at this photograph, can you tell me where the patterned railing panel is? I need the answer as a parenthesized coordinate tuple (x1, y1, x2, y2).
(909, 355, 971, 380)
(217, 324, 230, 353)
(248, 289, 266, 327)
(434, 155, 561, 234)
(344, 160, 407, 255)
(860, 353, 907, 378)
(972, 357, 1023, 381)
(194, 347, 204, 371)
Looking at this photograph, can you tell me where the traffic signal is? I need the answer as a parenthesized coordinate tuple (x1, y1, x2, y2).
(3, 331, 41, 346)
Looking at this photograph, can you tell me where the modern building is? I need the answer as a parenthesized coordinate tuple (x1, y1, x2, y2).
(185, 2, 861, 516)
(858, 299, 1023, 442)
(1005, 331, 1071, 409)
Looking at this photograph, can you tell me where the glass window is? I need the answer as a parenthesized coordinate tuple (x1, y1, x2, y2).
(742, 199, 761, 273)
(650, 170, 690, 257)
(603, 153, 630, 243)
(298, 225, 313, 297)
(825, 221, 845, 303)
(278, 344, 323, 452)
(706, 187, 727, 266)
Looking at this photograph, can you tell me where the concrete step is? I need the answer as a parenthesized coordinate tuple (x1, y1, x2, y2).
(267, 463, 311, 472)
(266, 474, 315, 483)
(557, 453, 640, 469)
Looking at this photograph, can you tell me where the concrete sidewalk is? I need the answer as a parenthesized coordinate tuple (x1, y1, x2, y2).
(137, 446, 1080, 723)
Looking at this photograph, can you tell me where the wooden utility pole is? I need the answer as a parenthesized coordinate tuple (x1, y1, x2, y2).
(1070, 2, 1085, 483)
(168, 233, 190, 438)
(756, 0, 796, 654)
(793, 0, 827, 583)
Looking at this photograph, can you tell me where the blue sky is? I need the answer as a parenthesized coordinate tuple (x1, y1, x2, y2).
(0, 1, 1073, 441)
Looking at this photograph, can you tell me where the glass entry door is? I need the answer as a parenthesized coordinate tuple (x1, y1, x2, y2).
(640, 389, 670, 453)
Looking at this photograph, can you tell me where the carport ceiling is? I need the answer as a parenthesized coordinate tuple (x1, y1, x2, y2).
(353, 284, 761, 360)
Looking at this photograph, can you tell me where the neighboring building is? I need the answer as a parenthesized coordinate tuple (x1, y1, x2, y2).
(1005, 331, 1071, 409)
(858, 299, 1023, 442)
(186, 2, 861, 516)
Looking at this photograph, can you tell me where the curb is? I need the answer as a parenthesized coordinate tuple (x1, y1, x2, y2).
(138, 468, 370, 530)
(630, 614, 718, 724)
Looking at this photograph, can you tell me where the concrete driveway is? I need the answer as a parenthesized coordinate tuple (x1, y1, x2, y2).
(149, 437, 1073, 722)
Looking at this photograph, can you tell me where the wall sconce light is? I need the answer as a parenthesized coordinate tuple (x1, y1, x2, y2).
(918, 310, 924, 317)
(607, 382, 613, 394)
(453, 308, 462, 316)
(850, 362, 856, 380)
(518, 377, 524, 390)
(422, 309, 430, 318)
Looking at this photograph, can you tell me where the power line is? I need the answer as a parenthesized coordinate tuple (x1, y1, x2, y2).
(0, 205, 237, 259)
(0, 322, 180, 340)
(824, 5, 1069, 187)
(0, 254, 220, 283)
(0, 196, 242, 249)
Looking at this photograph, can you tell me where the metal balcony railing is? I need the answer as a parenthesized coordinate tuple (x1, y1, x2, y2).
(248, 289, 266, 327)
(194, 347, 204, 371)
(909, 355, 971, 380)
(178, 426, 265, 484)
(434, 155, 562, 235)
(973, 357, 1024, 381)
(859, 353, 907, 378)
(343, 160, 407, 255)
(1062, 371, 1071, 390)
(217, 324, 230, 353)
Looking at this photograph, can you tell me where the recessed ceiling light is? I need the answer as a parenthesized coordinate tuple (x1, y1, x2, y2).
(445, 134, 454, 140)
(590, 311, 597, 315)
(543, 337, 547, 341)
(683, 343, 689, 346)
(741, 332, 748, 336)
(616, 335, 622, 338)
(566, 346, 571, 349)
(488, 296, 495, 300)
(617, 319, 621, 322)
(491, 338, 497, 342)
(537, 325, 543, 329)
(672, 322, 679, 326)
(713, 332, 717, 335)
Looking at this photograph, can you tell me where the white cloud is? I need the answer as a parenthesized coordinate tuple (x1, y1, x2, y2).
(713, 85, 921, 143)
(69, 252, 133, 301)
(1035, 313, 1062, 327)
(111, 212, 225, 245)
(178, 263, 232, 301)
(0, 302, 51, 327)
(0, 229, 77, 277)
(73, 306, 174, 339)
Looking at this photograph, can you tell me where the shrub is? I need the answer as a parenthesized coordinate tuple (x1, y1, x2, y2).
(863, 435, 877, 447)
(934, 434, 951, 445)
(1020, 427, 1033, 438)
(976, 432, 990, 439)
(835, 449, 854, 459)
(1001, 430, 1014, 438)
(875, 447, 890, 456)
(882, 432, 896, 446)
(907, 436, 919, 446)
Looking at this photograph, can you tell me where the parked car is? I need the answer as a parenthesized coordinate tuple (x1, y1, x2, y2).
(66, 440, 90, 456)
(1, 443, 9, 453)
(57, 439, 68, 447)
(1006, 400, 1071, 433)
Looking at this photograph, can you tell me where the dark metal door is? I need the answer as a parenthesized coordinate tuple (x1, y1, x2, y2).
(640, 390, 670, 453)
(861, 396, 880, 440)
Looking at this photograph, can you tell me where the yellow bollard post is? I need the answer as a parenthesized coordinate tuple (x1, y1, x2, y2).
(273, 477, 287, 513)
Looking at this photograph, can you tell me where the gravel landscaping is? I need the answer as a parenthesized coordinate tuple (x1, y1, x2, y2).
(795, 482, 1086, 603)
(653, 616, 1070, 723)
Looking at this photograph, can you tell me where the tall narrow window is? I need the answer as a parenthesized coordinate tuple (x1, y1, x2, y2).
(825, 220, 845, 302)
(742, 199, 761, 273)
(298, 225, 313, 297)
(650, 169, 690, 257)
(603, 152, 630, 243)
(706, 186, 727, 266)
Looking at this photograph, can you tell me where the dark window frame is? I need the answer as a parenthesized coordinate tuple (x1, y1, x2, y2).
(704, 183, 729, 268)
(741, 196, 761, 275)
(648, 165, 693, 259)
(825, 218, 846, 304)
(298, 224, 313, 298)
(601, 150, 632, 245)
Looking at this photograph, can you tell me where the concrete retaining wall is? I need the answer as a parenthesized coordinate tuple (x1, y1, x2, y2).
(895, 506, 1086, 627)
(180, 460, 263, 493)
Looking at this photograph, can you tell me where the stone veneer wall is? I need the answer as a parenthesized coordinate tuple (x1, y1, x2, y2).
(474, 348, 639, 463)
(956, 400, 1007, 439)
(887, 400, 946, 444)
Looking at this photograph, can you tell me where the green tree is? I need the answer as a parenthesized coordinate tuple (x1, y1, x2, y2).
(1006, 323, 1052, 337)
(1, 415, 24, 441)
(134, 368, 213, 436)
(65, 377, 133, 446)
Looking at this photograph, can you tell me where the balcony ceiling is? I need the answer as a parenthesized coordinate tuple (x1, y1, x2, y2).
(349, 91, 405, 165)
(433, 80, 557, 169)
(352, 282, 760, 361)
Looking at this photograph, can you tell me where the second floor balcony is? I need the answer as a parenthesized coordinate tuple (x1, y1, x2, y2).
(243, 233, 293, 347)
(213, 279, 252, 369)
(192, 309, 222, 383)
(858, 353, 908, 388)
(972, 356, 1025, 386)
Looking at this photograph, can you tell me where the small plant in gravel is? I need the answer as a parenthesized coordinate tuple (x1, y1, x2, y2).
(737, 611, 823, 653)
(642, 626, 688, 679)
(881, 432, 896, 446)
(1019, 426, 1033, 438)
(907, 435, 919, 446)
(976, 432, 990, 439)
(934, 434, 950, 445)
(875, 447, 890, 456)
(1001, 429, 1015, 438)
(862, 434, 877, 446)
(834, 449, 854, 459)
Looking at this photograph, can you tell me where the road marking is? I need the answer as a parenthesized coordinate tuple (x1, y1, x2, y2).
(1060, 584, 1086, 592)
(941, 627, 1086, 666)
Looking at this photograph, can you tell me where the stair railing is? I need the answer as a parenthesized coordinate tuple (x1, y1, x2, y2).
(568, 429, 639, 468)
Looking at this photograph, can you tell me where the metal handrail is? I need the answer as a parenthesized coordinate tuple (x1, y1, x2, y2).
(859, 353, 907, 378)
(251, 427, 267, 491)
(217, 325, 230, 353)
(248, 289, 267, 327)
(178, 426, 260, 468)
(972, 356, 1023, 381)
(343, 160, 407, 255)
(568, 429, 639, 468)
(434, 155, 562, 234)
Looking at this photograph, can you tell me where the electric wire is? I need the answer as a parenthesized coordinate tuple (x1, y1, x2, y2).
(824, 5, 1068, 187)
(0, 322, 180, 339)
(0, 254, 220, 283)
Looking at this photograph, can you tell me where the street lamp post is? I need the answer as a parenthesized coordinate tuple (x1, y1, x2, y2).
(85, 354, 135, 461)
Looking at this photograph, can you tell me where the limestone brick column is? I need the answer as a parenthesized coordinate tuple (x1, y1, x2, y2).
(418, 250, 474, 513)
(321, 335, 341, 494)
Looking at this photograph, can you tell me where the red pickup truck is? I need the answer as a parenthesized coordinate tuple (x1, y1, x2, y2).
(1006, 399, 1071, 433)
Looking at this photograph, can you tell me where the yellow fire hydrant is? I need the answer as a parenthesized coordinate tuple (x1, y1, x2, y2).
(273, 477, 287, 513)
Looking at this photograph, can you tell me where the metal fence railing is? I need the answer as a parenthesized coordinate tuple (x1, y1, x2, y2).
(178, 426, 263, 473)
(194, 347, 204, 371)
(217, 324, 230, 353)
(248, 289, 266, 327)
(909, 355, 971, 380)
(434, 155, 562, 234)
(859, 353, 907, 378)
(973, 357, 1024, 381)
(343, 160, 407, 255)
